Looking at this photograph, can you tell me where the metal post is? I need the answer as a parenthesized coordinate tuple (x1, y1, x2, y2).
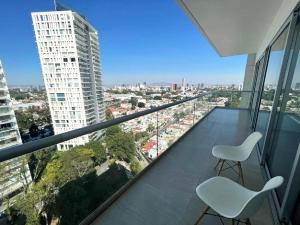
(156, 111, 159, 158)
(193, 101, 196, 125)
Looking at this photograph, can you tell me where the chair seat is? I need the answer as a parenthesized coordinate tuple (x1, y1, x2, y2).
(196, 176, 256, 218)
(212, 145, 248, 162)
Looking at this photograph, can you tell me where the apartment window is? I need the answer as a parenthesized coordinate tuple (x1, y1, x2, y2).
(63, 58, 68, 62)
(56, 93, 65, 101)
(50, 93, 56, 101)
(71, 58, 76, 62)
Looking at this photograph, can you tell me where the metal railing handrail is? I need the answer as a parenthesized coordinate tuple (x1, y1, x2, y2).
(0, 94, 206, 162)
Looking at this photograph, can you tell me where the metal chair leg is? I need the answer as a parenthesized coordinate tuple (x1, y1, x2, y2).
(214, 159, 221, 169)
(217, 160, 225, 176)
(238, 162, 245, 185)
(232, 219, 235, 225)
(246, 218, 251, 225)
(194, 206, 210, 225)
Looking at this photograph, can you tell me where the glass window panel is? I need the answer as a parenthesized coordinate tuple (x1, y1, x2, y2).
(267, 27, 300, 204)
(256, 27, 289, 150)
(250, 58, 264, 125)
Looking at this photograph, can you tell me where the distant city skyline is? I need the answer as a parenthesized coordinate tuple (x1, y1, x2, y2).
(0, 0, 246, 87)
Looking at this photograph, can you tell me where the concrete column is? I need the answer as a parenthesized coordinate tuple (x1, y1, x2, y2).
(240, 53, 256, 108)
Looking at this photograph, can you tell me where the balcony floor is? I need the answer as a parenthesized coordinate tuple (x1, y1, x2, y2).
(92, 108, 274, 225)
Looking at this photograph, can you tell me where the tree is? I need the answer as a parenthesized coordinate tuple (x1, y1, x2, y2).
(153, 96, 162, 100)
(106, 125, 122, 137)
(129, 97, 138, 107)
(15, 187, 48, 225)
(107, 132, 136, 162)
(55, 178, 91, 225)
(134, 131, 149, 142)
(15, 110, 34, 130)
(136, 91, 144, 96)
(85, 141, 107, 164)
(29, 123, 39, 138)
(39, 150, 95, 189)
(130, 160, 142, 176)
(137, 102, 145, 108)
(59, 150, 94, 180)
(28, 147, 55, 181)
(146, 124, 155, 133)
(18, 157, 31, 193)
(105, 108, 113, 120)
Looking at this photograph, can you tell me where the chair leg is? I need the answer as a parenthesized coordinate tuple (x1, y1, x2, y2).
(214, 159, 221, 169)
(232, 219, 235, 225)
(194, 206, 210, 225)
(238, 162, 245, 185)
(217, 160, 225, 176)
(246, 218, 251, 225)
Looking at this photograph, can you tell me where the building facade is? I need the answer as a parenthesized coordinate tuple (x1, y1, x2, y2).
(31, 7, 105, 150)
(0, 61, 31, 204)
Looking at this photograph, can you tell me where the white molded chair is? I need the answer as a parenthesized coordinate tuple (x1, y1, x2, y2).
(212, 132, 262, 185)
(194, 176, 284, 225)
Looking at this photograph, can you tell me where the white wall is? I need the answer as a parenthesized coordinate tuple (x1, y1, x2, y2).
(256, 0, 299, 60)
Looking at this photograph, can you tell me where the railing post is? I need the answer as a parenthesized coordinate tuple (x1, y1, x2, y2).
(156, 111, 159, 158)
(193, 101, 196, 125)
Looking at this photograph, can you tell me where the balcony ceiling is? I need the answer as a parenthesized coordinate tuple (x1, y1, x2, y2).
(177, 0, 284, 56)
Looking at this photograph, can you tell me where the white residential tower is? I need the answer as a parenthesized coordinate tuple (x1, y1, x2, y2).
(31, 5, 105, 150)
(0, 61, 32, 205)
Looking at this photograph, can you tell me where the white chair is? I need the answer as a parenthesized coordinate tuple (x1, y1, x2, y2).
(212, 132, 262, 185)
(194, 176, 284, 225)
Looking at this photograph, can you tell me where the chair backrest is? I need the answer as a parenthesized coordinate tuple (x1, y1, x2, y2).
(237, 176, 284, 219)
(239, 132, 262, 160)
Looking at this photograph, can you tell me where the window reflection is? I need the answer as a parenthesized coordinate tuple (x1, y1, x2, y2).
(267, 43, 300, 203)
(256, 27, 289, 149)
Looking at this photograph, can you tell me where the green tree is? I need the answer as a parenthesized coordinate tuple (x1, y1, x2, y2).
(130, 160, 142, 175)
(28, 147, 56, 182)
(137, 102, 145, 108)
(15, 110, 35, 130)
(29, 123, 39, 137)
(84, 141, 107, 164)
(146, 124, 155, 133)
(105, 108, 113, 120)
(134, 131, 149, 142)
(129, 97, 138, 107)
(40, 150, 95, 188)
(106, 125, 122, 137)
(107, 132, 136, 162)
(153, 95, 162, 100)
(15, 187, 48, 225)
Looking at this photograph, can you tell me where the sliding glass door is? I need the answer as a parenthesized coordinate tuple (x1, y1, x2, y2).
(255, 27, 289, 151)
(267, 25, 300, 201)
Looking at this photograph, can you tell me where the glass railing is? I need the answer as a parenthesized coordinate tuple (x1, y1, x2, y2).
(0, 91, 251, 225)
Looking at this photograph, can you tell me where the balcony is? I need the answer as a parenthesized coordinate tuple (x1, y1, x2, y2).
(85, 108, 274, 225)
(0, 93, 275, 225)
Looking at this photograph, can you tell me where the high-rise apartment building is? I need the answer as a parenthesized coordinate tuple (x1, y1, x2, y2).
(0, 61, 31, 203)
(31, 5, 105, 150)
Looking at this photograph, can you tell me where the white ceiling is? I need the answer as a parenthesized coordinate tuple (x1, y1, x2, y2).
(177, 0, 284, 56)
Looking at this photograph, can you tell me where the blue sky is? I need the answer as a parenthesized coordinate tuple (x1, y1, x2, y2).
(0, 0, 247, 86)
